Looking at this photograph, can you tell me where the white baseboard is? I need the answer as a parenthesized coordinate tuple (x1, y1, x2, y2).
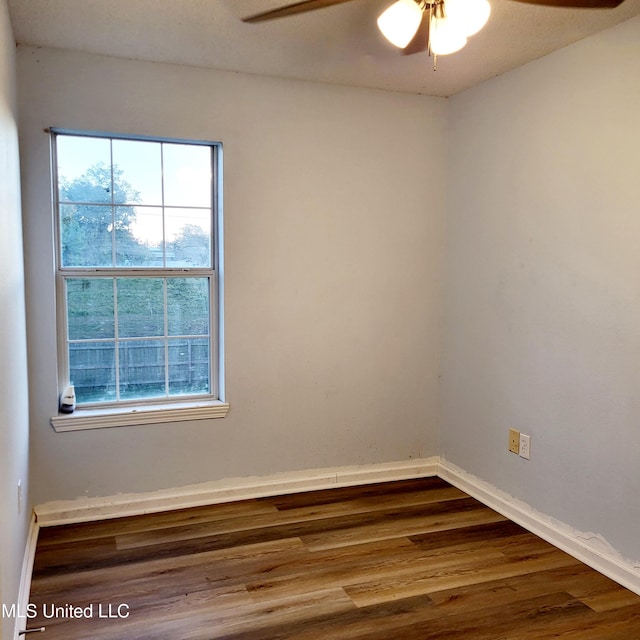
(34, 457, 440, 526)
(438, 458, 640, 597)
(13, 513, 40, 640)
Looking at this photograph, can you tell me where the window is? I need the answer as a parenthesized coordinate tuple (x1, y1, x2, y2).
(50, 130, 227, 431)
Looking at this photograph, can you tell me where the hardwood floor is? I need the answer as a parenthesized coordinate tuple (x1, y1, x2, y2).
(27, 477, 640, 639)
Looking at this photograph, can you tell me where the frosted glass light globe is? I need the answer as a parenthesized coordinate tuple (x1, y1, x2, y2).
(377, 0, 423, 49)
(430, 14, 467, 55)
(444, 0, 491, 37)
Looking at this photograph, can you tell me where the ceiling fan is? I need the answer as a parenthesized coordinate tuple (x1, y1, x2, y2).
(242, 0, 625, 58)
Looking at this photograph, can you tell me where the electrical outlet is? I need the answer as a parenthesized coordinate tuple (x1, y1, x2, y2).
(519, 433, 531, 460)
(508, 429, 520, 454)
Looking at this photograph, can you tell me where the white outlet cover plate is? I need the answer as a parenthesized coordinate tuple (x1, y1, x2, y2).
(519, 434, 531, 460)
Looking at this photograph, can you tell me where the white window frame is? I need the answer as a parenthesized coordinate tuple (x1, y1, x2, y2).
(49, 129, 228, 431)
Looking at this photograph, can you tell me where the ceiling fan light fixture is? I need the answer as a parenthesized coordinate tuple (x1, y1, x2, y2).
(430, 13, 467, 55)
(443, 0, 491, 37)
(377, 0, 423, 49)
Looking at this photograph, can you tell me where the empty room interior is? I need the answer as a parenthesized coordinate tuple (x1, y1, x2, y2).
(1, 0, 640, 638)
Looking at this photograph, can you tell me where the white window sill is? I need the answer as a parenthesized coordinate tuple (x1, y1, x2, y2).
(50, 400, 230, 432)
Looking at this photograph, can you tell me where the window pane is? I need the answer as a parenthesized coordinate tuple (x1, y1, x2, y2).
(60, 204, 114, 267)
(116, 206, 163, 267)
(69, 342, 117, 404)
(117, 278, 165, 338)
(167, 278, 209, 336)
(112, 139, 162, 205)
(57, 136, 112, 204)
(67, 278, 114, 340)
(119, 340, 165, 400)
(169, 338, 209, 396)
(165, 208, 211, 267)
(163, 143, 212, 208)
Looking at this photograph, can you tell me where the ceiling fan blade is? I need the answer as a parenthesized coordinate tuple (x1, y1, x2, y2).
(512, 0, 623, 7)
(242, 0, 356, 23)
(402, 10, 430, 55)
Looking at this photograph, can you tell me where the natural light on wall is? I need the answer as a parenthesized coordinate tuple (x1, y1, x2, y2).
(377, 0, 490, 56)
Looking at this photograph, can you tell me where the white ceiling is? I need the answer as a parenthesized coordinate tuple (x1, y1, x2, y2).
(8, 0, 640, 96)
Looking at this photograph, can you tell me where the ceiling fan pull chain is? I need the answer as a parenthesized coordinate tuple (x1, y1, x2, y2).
(428, 2, 434, 58)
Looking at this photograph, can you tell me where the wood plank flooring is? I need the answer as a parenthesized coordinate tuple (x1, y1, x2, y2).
(26, 477, 640, 639)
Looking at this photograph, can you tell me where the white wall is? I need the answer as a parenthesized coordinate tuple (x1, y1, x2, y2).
(18, 47, 447, 505)
(443, 16, 640, 562)
(0, 1, 30, 637)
